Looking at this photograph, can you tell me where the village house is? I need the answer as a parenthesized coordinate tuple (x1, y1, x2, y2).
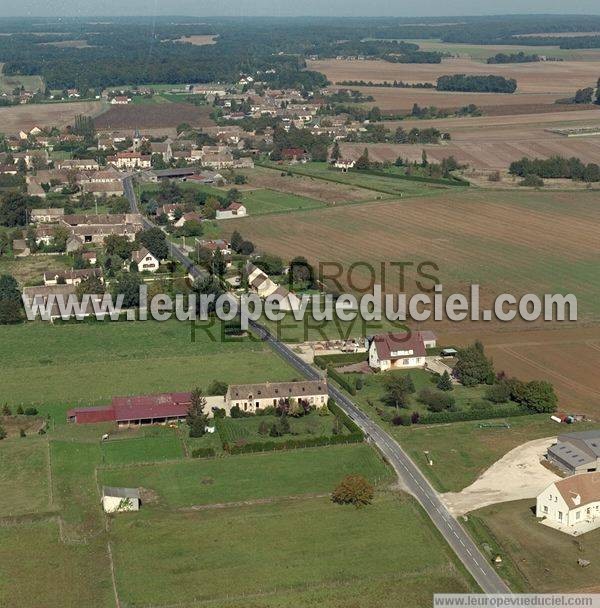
(110, 96, 131, 105)
(537, 472, 600, 535)
(369, 331, 437, 371)
(81, 181, 125, 197)
(226, 380, 329, 414)
(280, 148, 310, 163)
(82, 251, 98, 265)
(334, 159, 355, 172)
(174, 211, 202, 228)
(547, 430, 600, 475)
(150, 141, 173, 162)
(130, 248, 160, 272)
(31, 208, 65, 223)
(43, 267, 104, 287)
(216, 202, 247, 220)
(246, 262, 301, 310)
(102, 487, 140, 513)
(108, 151, 152, 170)
(157, 203, 185, 220)
(57, 159, 100, 171)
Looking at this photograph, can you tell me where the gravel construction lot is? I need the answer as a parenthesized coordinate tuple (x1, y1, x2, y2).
(442, 436, 559, 516)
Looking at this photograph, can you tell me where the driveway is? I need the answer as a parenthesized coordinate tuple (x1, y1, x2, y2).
(441, 436, 559, 516)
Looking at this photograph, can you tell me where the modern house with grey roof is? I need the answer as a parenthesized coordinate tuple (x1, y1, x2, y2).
(547, 430, 600, 475)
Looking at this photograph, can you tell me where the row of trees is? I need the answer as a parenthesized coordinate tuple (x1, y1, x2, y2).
(509, 155, 600, 182)
(437, 74, 518, 93)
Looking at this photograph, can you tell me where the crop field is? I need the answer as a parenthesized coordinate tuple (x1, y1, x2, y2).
(441, 327, 600, 417)
(410, 39, 600, 62)
(110, 494, 475, 608)
(93, 102, 214, 130)
(0, 320, 298, 412)
(241, 165, 383, 203)
(226, 189, 600, 319)
(309, 57, 600, 95)
(175, 34, 218, 45)
(0, 99, 107, 133)
(465, 499, 600, 592)
(100, 444, 392, 509)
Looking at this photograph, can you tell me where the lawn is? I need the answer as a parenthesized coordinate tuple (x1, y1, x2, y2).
(0, 254, 72, 286)
(393, 416, 600, 493)
(217, 410, 348, 444)
(241, 188, 326, 215)
(261, 161, 450, 198)
(0, 438, 50, 516)
(464, 499, 600, 593)
(100, 428, 185, 465)
(0, 519, 113, 608)
(0, 320, 298, 413)
(99, 443, 393, 509)
(110, 494, 476, 607)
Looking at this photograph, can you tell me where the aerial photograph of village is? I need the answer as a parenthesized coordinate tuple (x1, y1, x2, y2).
(0, 0, 599, 606)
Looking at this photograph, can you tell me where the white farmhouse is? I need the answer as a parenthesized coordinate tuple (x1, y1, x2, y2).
(369, 331, 437, 371)
(216, 202, 247, 220)
(102, 487, 140, 513)
(131, 247, 160, 272)
(536, 472, 600, 535)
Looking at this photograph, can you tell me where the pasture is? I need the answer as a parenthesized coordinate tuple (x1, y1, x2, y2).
(0, 320, 299, 411)
(241, 188, 327, 214)
(110, 495, 475, 607)
(99, 443, 392, 509)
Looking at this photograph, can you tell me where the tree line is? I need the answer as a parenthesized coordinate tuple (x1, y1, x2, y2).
(509, 155, 600, 182)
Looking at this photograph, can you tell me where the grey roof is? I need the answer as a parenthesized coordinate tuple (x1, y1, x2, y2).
(548, 443, 595, 468)
(103, 486, 140, 500)
(227, 380, 328, 401)
(557, 430, 600, 458)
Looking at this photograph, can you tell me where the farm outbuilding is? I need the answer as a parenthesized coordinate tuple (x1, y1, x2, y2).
(102, 487, 140, 513)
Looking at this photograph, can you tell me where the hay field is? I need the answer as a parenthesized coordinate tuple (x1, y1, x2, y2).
(225, 189, 600, 321)
(309, 57, 600, 94)
(0, 100, 107, 133)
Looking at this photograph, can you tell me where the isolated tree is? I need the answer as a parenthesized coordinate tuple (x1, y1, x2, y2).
(0, 192, 28, 227)
(453, 343, 495, 387)
(104, 234, 135, 260)
(383, 374, 415, 410)
(111, 272, 142, 308)
(230, 230, 244, 253)
(187, 387, 208, 437)
(354, 147, 370, 171)
(138, 227, 169, 260)
(76, 275, 105, 299)
(330, 141, 341, 162)
(211, 249, 227, 277)
(289, 256, 314, 287)
(238, 240, 255, 255)
(331, 475, 374, 508)
(0, 273, 22, 324)
(437, 370, 453, 391)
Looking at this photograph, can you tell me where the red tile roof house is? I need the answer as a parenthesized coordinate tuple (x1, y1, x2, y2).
(368, 331, 437, 371)
(215, 202, 247, 220)
(280, 147, 309, 162)
(67, 392, 193, 426)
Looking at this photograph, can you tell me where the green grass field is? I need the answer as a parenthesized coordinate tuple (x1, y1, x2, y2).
(110, 494, 476, 607)
(261, 161, 452, 199)
(0, 63, 44, 93)
(0, 320, 298, 413)
(100, 443, 392, 509)
(0, 520, 113, 608)
(241, 188, 327, 215)
(100, 429, 185, 465)
(393, 416, 600, 493)
(0, 438, 50, 516)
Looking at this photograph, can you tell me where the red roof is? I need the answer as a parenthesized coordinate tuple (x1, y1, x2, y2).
(67, 406, 115, 424)
(372, 331, 436, 361)
(67, 391, 192, 424)
(111, 392, 191, 422)
(227, 202, 244, 211)
(282, 148, 306, 159)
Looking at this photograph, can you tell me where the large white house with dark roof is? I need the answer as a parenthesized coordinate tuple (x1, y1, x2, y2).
(368, 331, 437, 371)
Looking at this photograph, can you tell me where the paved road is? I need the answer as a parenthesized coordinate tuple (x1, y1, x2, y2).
(124, 176, 510, 594)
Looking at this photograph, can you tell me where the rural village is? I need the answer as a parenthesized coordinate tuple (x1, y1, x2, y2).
(1, 12, 600, 608)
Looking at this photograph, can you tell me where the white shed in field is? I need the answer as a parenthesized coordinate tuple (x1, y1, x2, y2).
(102, 486, 140, 513)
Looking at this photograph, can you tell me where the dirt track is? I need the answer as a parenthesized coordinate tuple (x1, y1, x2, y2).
(442, 436, 558, 516)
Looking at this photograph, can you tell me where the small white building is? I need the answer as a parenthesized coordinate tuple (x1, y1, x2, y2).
(369, 331, 437, 371)
(216, 202, 247, 220)
(536, 472, 600, 535)
(102, 486, 140, 513)
(131, 247, 160, 272)
(334, 159, 355, 172)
